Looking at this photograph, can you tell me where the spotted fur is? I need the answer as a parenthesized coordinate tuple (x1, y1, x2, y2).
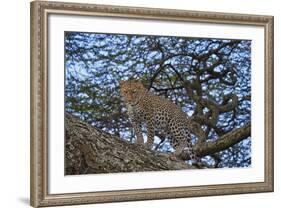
(120, 80, 201, 164)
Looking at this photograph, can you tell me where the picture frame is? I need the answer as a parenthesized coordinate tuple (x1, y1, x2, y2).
(30, 0, 274, 207)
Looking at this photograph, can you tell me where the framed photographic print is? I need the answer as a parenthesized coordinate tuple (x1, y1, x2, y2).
(30, 0, 274, 207)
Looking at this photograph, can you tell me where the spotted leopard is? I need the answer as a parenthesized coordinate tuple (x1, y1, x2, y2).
(120, 80, 201, 164)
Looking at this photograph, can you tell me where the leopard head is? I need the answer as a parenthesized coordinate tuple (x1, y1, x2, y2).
(120, 80, 146, 105)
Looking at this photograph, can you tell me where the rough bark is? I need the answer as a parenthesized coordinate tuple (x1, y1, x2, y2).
(65, 113, 193, 175)
(65, 113, 250, 175)
(179, 123, 251, 160)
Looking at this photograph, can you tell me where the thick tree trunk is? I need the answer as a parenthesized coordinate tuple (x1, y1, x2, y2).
(65, 113, 193, 175)
(65, 113, 250, 175)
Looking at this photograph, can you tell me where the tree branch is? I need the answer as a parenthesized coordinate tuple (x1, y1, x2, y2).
(66, 113, 251, 174)
(65, 113, 194, 175)
(179, 122, 251, 160)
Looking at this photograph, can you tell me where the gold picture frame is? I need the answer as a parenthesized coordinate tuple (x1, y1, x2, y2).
(30, 1, 274, 207)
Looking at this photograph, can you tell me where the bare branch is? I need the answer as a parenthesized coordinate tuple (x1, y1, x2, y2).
(179, 123, 251, 160)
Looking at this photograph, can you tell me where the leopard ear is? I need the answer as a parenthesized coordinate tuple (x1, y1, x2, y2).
(119, 80, 125, 86)
(139, 79, 149, 89)
(133, 79, 145, 88)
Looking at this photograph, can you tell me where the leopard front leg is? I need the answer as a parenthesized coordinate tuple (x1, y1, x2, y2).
(132, 121, 144, 144)
(145, 118, 155, 149)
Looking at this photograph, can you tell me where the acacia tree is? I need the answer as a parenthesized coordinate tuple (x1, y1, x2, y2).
(65, 32, 251, 174)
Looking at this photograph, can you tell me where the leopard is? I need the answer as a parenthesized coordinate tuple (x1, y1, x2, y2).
(119, 79, 201, 165)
